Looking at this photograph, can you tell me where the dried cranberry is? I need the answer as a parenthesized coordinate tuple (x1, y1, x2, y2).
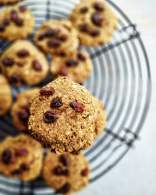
(38, 29, 59, 41)
(53, 166, 69, 176)
(47, 39, 61, 48)
(1, 149, 12, 164)
(57, 67, 68, 76)
(91, 12, 103, 27)
(14, 17, 23, 26)
(81, 168, 89, 176)
(2, 57, 14, 67)
(65, 59, 78, 67)
(15, 148, 28, 157)
(80, 6, 88, 14)
(77, 52, 86, 61)
(19, 6, 27, 13)
(93, 2, 104, 12)
(0, 24, 5, 32)
(56, 183, 71, 194)
(16, 61, 25, 67)
(17, 108, 29, 124)
(17, 49, 29, 58)
(43, 111, 58, 123)
(9, 75, 21, 85)
(40, 87, 55, 96)
(89, 29, 100, 37)
(59, 34, 68, 41)
(3, 18, 10, 27)
(59, 154, 70, 167)
(32, 60, 42, 71)
(20, 163, 29, 171)
(79, 23, 89, 32)
(10, 10, 23, 26)
(50, 97, 63, 108)
(69, 100, 84, 113)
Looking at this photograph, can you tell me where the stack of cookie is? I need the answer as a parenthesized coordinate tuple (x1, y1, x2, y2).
(0, 0, 117, 194)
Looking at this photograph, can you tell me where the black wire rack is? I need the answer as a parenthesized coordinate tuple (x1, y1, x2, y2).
(0, 0, 151, 194)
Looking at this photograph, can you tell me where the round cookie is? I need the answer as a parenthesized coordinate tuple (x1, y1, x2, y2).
(0, 74, 12, 116)
(70, 0, 118, 46)
(0, 5, 34, 40)
(0, 0, 22, 5)
(28, 76, 106, 153)
(0, 134, 43, 181)
(35, 20, 79, 56)
(0, 40, 49, 86)
(50, 50, 93, 83)
(11, 88, 38, 131)
(43, 152, 90, 194)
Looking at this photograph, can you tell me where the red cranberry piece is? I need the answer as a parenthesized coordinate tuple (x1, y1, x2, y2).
(65, 59, 78, 67)
(77, 52, 86, 61)
(15, 148, 28, 157)
(59, 34, 68, 41)
(1, 149, 12, 164)
(89, 29, 100, 37)
(10, 10, 23, 26)
(17, 107, 30, 124)
(17, 49, 29, 58)
(53, 166, 69, 176)
(2, 57, 14, 67)
(80, 6, 88, 13)
(14, 17, 23, 26)
(43, 111, 58, 123)
(38, 29, 59, 41)
(9, 75, 21, 85)
(57, 67, 68, 76)
(20, 163, 29, 171)
(91, 12, 103, 27)
(19, 6, 27, 13)
(93, 2, 104, 12)
(81, 168, 89, 176)
(47, 39, 62, 48)
(50, 97, 63, 108)
(40, 87, 55, 96)
(69, 100, 84, 113)
(79, 23, 89, 32)
(32, 60, 42, 71)
(57, 183, 71, 194)
(0, 24, 5, 32)
(3, 18, 10, 27)
(59, 154, 70, 167)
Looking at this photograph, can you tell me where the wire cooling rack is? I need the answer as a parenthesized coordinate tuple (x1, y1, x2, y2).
(0, 0, 151, 194)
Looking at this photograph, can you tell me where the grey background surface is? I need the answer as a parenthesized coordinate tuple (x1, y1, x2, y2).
(78, 0, 156, 194)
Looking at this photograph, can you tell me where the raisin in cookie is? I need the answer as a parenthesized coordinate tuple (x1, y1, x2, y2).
(0, 74, 12, 116)
(0, 0, 22, 5)
(28, 76, 106, 153)
(70, 0, 118, 46)
(0, 134, 43, 181)
(0, 5, 34, 40)
(43, 152, 90, 194)
(11, 88, 38, 131)
(50, 50, 93, 83)
(0, 40, 49, 86)
(35, 20, 79, 56)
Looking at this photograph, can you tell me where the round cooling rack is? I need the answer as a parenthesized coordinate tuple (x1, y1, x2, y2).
(0, 0, 151, 194)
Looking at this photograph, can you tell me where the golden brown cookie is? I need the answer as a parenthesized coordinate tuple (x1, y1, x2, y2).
(0, 5, 34, 40)
(43, 152, 90, 194)
(0, 40, 49, 86)
(0, 74, 12, 116)
(34, 20, 79, 56)
(0, 134, 43, 181)
(70, 0, 118, 46)
(0, 0, 22, 5)
(28, 77, 106, 153)
(50, 50, 93, 83)
(11, 88, 38, 132)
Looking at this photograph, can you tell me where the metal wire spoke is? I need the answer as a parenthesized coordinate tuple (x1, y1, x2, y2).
(0, 0, 151, 194)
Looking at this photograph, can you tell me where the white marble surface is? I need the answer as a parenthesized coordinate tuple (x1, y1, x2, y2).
(78, 0, 156, 194)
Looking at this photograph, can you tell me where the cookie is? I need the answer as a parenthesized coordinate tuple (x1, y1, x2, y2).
(35, 20, 79, 56)
(0, 5, 34, 40)
(28, 76, 106, 153)
(0, 0, 22, 5)
(0, 40, 49, 86)
(43, 152, 90, 194)
(0, 74, 12, 116)
(70, 0, 118, 46)
(50, 50, 93, 83)
(11, 88, 38, 131)
(0, 134, 43, 181)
